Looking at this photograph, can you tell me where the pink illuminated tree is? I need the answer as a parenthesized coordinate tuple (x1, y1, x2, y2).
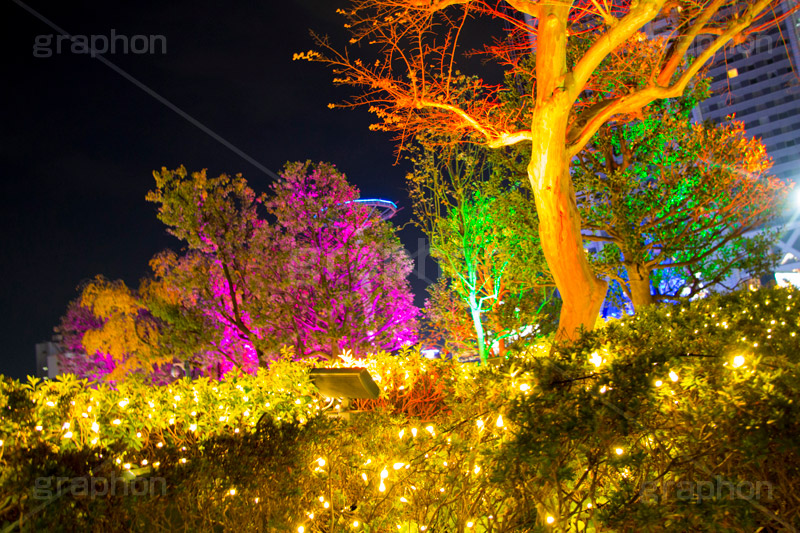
(267, 161, 418, 358)
(146, 162, 418, 365)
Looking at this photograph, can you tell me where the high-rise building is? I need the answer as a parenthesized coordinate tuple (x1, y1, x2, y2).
(35, 339, 61, 379)
(692, 3, 800, 183)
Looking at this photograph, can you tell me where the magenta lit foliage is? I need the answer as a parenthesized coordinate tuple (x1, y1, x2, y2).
(266, 161, 419, 358)
(141, 161, 418, 378)
(55, 300, 116, 381)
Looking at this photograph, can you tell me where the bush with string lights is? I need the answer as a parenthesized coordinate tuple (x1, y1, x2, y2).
(1, 286, 798, 531)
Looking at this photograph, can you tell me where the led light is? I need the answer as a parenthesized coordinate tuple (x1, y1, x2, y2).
(615, 447, 624, 455)
(519, 383, 530, 391)
(118, 399, 129, 408)
(732, 355, 745, 368)
(393, 463, 404, 470)
(669, 371, 679, 382)
(546, 515, 555, 524)
(655, 380, 663, 387)
(317, 458, 326, 467)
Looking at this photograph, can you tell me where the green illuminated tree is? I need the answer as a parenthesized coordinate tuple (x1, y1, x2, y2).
(408, 138, 554, 362)
(573, 96, 791, 311)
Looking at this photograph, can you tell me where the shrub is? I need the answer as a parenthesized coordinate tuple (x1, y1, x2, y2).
(1, 287, 798, 531)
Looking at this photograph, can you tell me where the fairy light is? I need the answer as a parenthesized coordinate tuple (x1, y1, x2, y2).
(655, 380, 663, 387)
(317, 458, 326, 467)
(615, 447, 624, 455)
(732, 355, 745, 368)
(546, 516, 555, 524)
(229, 488, 236, 496)
(118, 399, 129, 408)
(112, 419, 121, 425)
(496, 415, 504, 428)
(392, 462, 404, 470)
(669, 371, 679, 382)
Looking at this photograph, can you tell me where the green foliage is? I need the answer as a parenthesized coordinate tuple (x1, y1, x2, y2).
(3, 287, 799, 531)
(407, 135, 555, 361)
(572, 90, 789, 309)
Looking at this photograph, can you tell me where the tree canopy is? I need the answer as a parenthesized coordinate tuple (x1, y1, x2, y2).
(306, 0, 797, 340)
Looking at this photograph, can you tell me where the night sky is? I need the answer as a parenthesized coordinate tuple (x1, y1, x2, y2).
(1, 0, 432, 379)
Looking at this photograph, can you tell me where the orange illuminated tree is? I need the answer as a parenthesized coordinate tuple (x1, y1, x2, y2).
(304, 0, 797, 340)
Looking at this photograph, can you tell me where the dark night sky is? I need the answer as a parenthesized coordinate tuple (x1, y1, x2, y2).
(1, 0, 434, 379)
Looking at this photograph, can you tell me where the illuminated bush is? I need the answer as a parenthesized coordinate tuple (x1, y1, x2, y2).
(1, 287, 798, 531)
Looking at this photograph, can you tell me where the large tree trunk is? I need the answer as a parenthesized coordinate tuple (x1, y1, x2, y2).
(528, 101, 607, 342)
(625, 262, 653, 312)
(528, 7, 607, 342)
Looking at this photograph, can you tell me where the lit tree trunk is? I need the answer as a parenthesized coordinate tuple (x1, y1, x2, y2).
(467, 291, 488, 364)
(625, 262, 653, 312)
(528, 7, 607, 342)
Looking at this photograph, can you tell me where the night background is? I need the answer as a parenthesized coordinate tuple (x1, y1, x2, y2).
(1, 0, 430, 379)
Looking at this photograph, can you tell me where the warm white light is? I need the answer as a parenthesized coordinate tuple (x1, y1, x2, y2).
(615, 447, 624, 455)
(393, 462, 404, 470)
(669, 371, 679, 382)
(732, 355, 745, 368)
(519, 383, 530, 391)
(546, 515, 555, 524)
(317, 458, 326, 467)
(229, 488, 236, 496)
(381, 468, 389, 479)
(118, 399, 129, 408)
(496, 415, 504, 428)
(655, 380, 663, 387)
